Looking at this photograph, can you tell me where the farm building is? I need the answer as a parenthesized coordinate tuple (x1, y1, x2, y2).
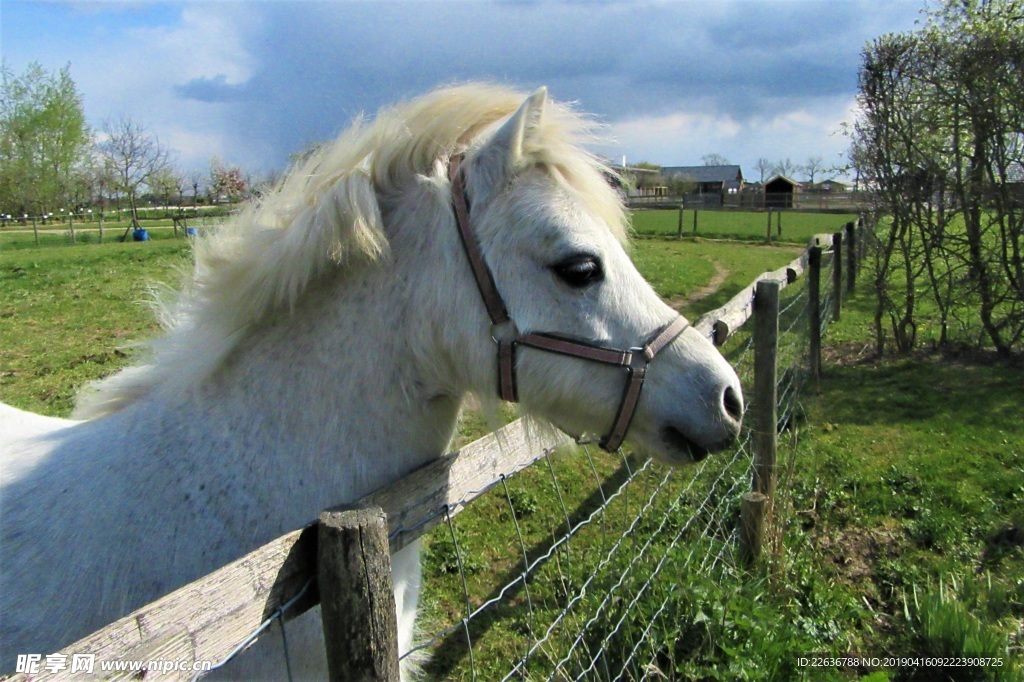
(806, 179, 848, 194)
(607, 162, 666, 198)
(661, 165, 744, 195)
(764, 175, 802, 208)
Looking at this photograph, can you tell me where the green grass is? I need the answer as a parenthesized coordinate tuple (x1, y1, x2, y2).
(631, 237, 803, 317)
(775, 291, 1024, 679)
(0, 221, 217, 250)
(632, 208, 858, 245)
(0, 240, 192, 415)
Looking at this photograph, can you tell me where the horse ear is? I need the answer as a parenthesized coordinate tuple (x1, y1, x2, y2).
(473, 87, 547, 191)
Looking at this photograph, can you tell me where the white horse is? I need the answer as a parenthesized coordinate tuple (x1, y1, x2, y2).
(0, 85, 743, 679)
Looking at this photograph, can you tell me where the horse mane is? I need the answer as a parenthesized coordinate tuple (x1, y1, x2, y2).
(74, 83, 626, 419)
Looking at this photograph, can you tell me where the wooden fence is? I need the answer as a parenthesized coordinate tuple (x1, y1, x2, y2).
(2, 217, 868, 681)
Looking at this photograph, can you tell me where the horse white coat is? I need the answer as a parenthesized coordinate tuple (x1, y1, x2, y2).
(0, 85, 743, 679)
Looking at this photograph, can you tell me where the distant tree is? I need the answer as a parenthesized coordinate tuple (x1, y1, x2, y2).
(187, 169, 205, 208)
(754, 158, 773, 183)
(98, 116, 171, 227)
(803, 156, 824, 183)
(209, 157, 247, 205)
(0, 61, 91, 217)
(245, 169, 280, 199)
(149, 167, 186, 210)
(701, 153, 731, 166)
(772, 158, 798, 178)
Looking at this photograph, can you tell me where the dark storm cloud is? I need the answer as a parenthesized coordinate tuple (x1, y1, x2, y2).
(171, 0, 920, 168)
(174, 74, 249, 103)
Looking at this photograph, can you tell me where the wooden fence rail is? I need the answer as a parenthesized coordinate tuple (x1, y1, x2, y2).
(2, 216, 868, 681)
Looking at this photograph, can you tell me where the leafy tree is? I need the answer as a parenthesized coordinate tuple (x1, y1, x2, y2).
(853, 0, 1024, 356)
(0, 61, 91, 217)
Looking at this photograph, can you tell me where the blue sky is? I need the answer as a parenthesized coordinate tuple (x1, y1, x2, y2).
(1, 0, 924, 180)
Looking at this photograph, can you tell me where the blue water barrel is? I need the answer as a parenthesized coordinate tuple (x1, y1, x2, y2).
(132, 228, 149, 242)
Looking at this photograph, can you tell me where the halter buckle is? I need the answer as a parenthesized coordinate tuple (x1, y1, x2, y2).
(491, 319, 520, 345)
(625, 347, 651, 372)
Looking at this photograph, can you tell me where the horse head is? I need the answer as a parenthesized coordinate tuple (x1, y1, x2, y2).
(444, 88, 744, 464)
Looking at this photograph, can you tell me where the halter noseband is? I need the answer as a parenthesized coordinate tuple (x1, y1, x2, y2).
(449, 154, 689, 452)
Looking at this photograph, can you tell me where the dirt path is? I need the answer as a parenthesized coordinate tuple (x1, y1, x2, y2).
(667, 259, 729, 311)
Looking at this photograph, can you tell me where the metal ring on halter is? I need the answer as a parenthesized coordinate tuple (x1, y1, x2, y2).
(490, 320, 520, 345)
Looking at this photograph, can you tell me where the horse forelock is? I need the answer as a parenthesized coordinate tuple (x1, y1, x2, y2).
(73, 83, 625, 419)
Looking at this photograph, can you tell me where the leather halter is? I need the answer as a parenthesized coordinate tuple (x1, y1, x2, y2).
(448, 154, 689, 451)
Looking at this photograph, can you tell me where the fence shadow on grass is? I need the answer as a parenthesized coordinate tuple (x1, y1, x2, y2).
(421, 451, 640, 679)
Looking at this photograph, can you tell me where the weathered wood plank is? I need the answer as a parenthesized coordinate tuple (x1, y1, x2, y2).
(2, 526, 318, 681)
(353, 418, 565, 553)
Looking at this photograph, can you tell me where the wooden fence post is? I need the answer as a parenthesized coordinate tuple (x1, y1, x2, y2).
(859, 215, 869, 263)
(741, 279, 780, 566)
(766, 209, 773, 242)
(693, 208, 699, 234)
(739, 492, 769, 567)
(808, 246, 822, 382)
(831, 230, 843, 322)
(844, 221, 856, 294)
(677, 205, 683, 238)
(318, 507, 400, 682)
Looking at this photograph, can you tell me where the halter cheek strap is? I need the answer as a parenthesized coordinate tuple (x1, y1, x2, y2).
(448, 154, 689, 452)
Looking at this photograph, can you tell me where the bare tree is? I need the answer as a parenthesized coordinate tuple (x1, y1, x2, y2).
(772, 158, 798, 178)
(187, 169, 205, 208)
(754, 158, 773, 183)
(803, 156, 824, 183)
(701, 153, 731, 166)
(97, 116, 170, 228)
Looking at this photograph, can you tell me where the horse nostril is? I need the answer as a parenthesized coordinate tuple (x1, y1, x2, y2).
(723, 385, 743, 422)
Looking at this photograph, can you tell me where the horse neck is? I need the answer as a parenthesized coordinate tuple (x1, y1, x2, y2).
(139, 208, 470, 534)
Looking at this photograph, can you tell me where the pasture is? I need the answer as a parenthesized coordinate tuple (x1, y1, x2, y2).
(632, 208, 859, 244)
(1, 227, 1021, 679)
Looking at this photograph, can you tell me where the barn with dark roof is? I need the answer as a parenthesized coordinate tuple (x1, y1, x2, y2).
(661, 165, 744, 195)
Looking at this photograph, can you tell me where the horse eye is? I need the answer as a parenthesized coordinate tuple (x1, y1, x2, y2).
(552, 255, 604, 288)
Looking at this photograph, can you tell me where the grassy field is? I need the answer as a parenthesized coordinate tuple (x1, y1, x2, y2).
(1, 208, 854, 250)
(632, 208, 858, 245)
(1, 225, 1020, 679)
(0, 219, 218, 250)
(0, 240, 193, 416)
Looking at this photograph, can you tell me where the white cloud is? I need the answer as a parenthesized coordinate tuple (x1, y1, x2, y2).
(5, 0, 922, 178)
(48, 3, 259, 170)
(597, 93, 857, 180)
